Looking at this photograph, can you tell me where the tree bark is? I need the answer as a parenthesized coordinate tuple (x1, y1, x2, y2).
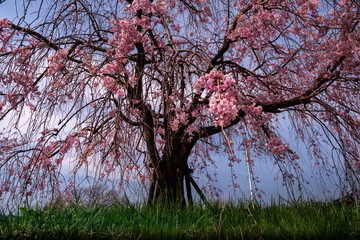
(147, 142, 205, 206)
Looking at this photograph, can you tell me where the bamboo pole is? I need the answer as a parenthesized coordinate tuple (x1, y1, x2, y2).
(244, 138, 254, 202)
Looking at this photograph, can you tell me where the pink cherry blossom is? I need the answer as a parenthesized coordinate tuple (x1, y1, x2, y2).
(0, 0, 360, 205)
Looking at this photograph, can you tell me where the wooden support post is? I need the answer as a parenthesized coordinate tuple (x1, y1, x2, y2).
(185, 172, 193, 206)
(189, 176, 209, 207)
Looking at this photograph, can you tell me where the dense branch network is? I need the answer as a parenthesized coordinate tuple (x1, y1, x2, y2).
(0, 0, 359, 204)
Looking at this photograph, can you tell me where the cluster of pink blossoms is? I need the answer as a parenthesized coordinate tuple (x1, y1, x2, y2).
(170, 111, 189, 131)
(0, 18, 11, 53)
(209, 93, 238, 127)
(46, 49, 68, 76)
(125, 0, 168, 16)
(108, 0, 172, 69)
(0, 18, 10, 28)
(266, 137, 289, 155)
(101, 19, 145, 91)
(108, 18, 146, 60)
(196, 69, 242, 127)
(195, 69, 235, 94)
(102, 76, 116, 88)
(59, 135, 79, 155)
(242, 104, 262, 116)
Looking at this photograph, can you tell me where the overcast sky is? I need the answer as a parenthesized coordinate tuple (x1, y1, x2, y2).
(1, 1, 19, 19)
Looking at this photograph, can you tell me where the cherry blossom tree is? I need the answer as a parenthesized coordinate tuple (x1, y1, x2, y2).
(0, 0, 360, 205)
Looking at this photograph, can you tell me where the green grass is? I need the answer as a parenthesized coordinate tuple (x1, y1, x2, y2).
(0, 200, 359, 239)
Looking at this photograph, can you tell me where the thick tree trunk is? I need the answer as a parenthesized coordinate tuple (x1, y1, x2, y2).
(148, 161, 210, 206)
(147, 142, 202, 206)
(143, 109, 205, 206)
(150, 157, 187, 205)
